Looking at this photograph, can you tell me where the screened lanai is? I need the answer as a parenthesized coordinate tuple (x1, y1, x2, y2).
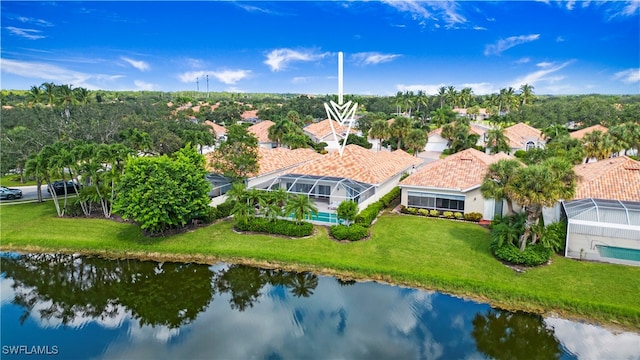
(254, 174, 376, 211)
(562, 198, 640, 266)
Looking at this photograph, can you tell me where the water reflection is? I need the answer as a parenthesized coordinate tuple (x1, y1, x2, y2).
(1, 253, 638, 359)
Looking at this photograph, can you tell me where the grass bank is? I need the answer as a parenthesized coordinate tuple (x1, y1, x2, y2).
(1, 202, 639, 330)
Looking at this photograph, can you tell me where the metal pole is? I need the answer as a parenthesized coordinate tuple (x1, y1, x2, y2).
(196, 77, 199, 93)
(338, 52, 343, 105)
(206, 75, 209, 99)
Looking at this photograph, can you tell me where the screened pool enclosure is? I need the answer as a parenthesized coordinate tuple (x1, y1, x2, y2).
(562, 198, 640, 266)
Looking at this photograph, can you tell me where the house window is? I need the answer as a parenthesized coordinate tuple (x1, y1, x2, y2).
(525, 141, 536, 151)
(407, 191, 465, 212)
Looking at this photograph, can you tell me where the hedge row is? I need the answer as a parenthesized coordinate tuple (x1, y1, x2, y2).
(354, 187, 401, 227)
(235, 217, 314, 237)
(400, 206, 483, 222)
(329, 224, 369, 241)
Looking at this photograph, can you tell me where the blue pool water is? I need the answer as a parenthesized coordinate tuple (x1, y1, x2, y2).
(596, 245, 640, 262)
(289, 211, 339, 224)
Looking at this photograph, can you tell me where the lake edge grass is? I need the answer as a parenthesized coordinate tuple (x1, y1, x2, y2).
(1, 202, 639, 332)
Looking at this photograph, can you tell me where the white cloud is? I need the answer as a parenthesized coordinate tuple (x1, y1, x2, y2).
(565, 0, 576, 10)
(556, 36, 565, 42)
(134, 80, 157, 91)
(509, 60, 574, 88)
(536, 61, 554, 68)
(351, 52, 401, 66)
(459, 82, 497, 95)
(515, 57, 531, 64)
(292, 77, 310, 84)
(484, 34, 540, 56)
(1, 58, 91, 86)
(5, 27, 45, 40)
(234, 3, 277, 14)
(264, 48, 329, 72)
(211, 70, 251, 85)
(178, 70, 207, 83)
(613, 68, 640, 83)
(17, 16, 53, 27)
(381, 0, 467, 27)
(120, 57, 150, 71)
(473, 26, 487, 31)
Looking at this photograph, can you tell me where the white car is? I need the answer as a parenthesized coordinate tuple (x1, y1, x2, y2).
(0, 186, 23, 200)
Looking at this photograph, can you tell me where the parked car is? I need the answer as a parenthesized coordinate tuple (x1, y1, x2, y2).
(0, 186, 23, 200)
(47, 180, 80, 196)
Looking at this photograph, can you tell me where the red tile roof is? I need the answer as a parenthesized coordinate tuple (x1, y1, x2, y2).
(248, 120, 275, 143)
(304, 119, 356, 140)
(503, 123, 544, 148)
(400, 148, 514, 191)
(287, 145, 422, 185)
(569, 124, 608, 140)
(204, 121, 227, 136)
(573, 156, 640, 202)
(241, 110, 258, 119)
(253, 147, 323, 177)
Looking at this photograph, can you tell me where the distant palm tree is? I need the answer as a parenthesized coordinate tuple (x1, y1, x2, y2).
(27, 85, 44, 106)
(437, 86, 447, 108)
(284, 194, 318, 224)
(485, 127, 510, 154)
(582, 130, 614, 161)
(42, 82, 56, 106)
(405, 129, 427, 157)
(480, 159, 523, 216)
(370, 119, 389, 151)
(390, 116, 412, 150)
(446, 86, 458, 108)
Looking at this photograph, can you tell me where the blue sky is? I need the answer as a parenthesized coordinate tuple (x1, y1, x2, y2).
(1, 1, 639, 95)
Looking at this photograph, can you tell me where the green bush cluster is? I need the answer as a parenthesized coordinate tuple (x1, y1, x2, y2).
(196, 202, 235, 223)
(464, 212, 483, 222)
(541, 221, 567, 253)
(454, 212, 463, 219)
(429, 209, 440, 217)
(443, 211, 454, 219)
(235, 218, 313, 237)
(329, 224, 369, 241)
(491, 241, 552, 266)
(354, 187, 401, 227)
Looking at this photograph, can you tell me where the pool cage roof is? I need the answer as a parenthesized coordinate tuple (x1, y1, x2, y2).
(255, 173, 375, 199)
(562, 198, 640, 240)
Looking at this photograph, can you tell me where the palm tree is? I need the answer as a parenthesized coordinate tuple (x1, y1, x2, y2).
(403, 91, 415, 118)
(507, 157, 577, 251)
(390, 116, 412, 150)
(542, 124, 569, 143)
(394, 91, 404, 114)
(24, 153, 48, 202)
(284, 194, 318, 224)
(446, 86, 458, 108)
(519, 84, 535, 108)
(582, 130, 614, 161)
(268, 119, 293, 148)
(73, 87, 92, 105)
(460, 87, 474, 109)
(27, 85, 44, 106)
(480, 159, 523, 216)
(437, 86, 447, 109)
(485, 127, 510, 154)
(41, 82, 56, 106)
(290, 273, 319, 298)
(405, 129, 427, 157)
(370, 119, 389, 151)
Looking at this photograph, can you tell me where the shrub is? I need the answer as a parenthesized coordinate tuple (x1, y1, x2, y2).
(514, 149, 527, 159)
(235, 218, 313, 237)
(454, 212, 463, 219)
(491, 241, 552, 266)
(399, 205, 410, 214)
(337, 200, 358, 225)
(541, 220, 567, 253)
(379, 187, 401, 207)
(330, 224, 369, 241)
(216, 201, 234, 218)
(463, 212, 483, 222)
(443, 211, 454, 219)
(195, 206, 219, 223)
(418, 209, 429, 217)
(355, 202, 384, 227)
(429, 209, 440, 217)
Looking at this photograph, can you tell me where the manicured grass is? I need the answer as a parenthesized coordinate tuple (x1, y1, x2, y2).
(0, 174, 37, 187)
(1, 202, 639, 330)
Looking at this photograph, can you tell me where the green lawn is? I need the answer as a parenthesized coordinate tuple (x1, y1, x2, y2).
(0, 174, 37, 187)
(1, 202, 639, 330)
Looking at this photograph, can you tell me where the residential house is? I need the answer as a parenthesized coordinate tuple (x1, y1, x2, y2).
(562, 156, 640, 266)
(303, 119, 357, 152)
(399, 148, 514, 220)
(569, 124, 608, 140)
(424, 123, 489, 153)
(255, 144, 423, 217)
(503, 123, 545, 154)
(248, 120, 277, 148)
(240, 109, 260, 124)
(205, 147, 324, 205)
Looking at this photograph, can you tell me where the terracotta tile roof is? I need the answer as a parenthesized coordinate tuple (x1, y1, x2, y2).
(204, 121, 227, 137)
(503, 123, 544, 148)
(573, 156, 640, 202)
(428, 123, 486, 137)
(569, 124, 608, 140)
(287, 144, 422, 185)
(241, 110, 258, 119)
(400, 148, 514, 191)
(253, 147, 323, 177)
(303, 119, 355, 140)
(248, 120, 275, 143)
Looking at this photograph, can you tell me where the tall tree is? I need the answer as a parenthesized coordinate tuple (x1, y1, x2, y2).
(480, 159, 523, 216)
(437, 86, 447, 109)
(507, 157, 577, 250)
(210, 124, 259, 181)
(582, 130, 614, 161)
(485, 127, 510, 154)
(518, 84, 535, 108)
(369, 119, 389, 151)
(405, 128, 427, 156)
(390, 116, 413, 150)
(284, 194, 318, 225)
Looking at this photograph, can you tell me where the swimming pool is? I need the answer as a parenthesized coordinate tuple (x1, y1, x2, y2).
(289, 212, 340, 224)
(596, 245, 640, 262)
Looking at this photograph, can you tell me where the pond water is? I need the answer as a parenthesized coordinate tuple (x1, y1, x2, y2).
(1, 252, 638, 359)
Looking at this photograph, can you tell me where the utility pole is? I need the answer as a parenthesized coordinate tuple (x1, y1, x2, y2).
(206, 74, 209, 99)
(196, 77, 200, 93)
